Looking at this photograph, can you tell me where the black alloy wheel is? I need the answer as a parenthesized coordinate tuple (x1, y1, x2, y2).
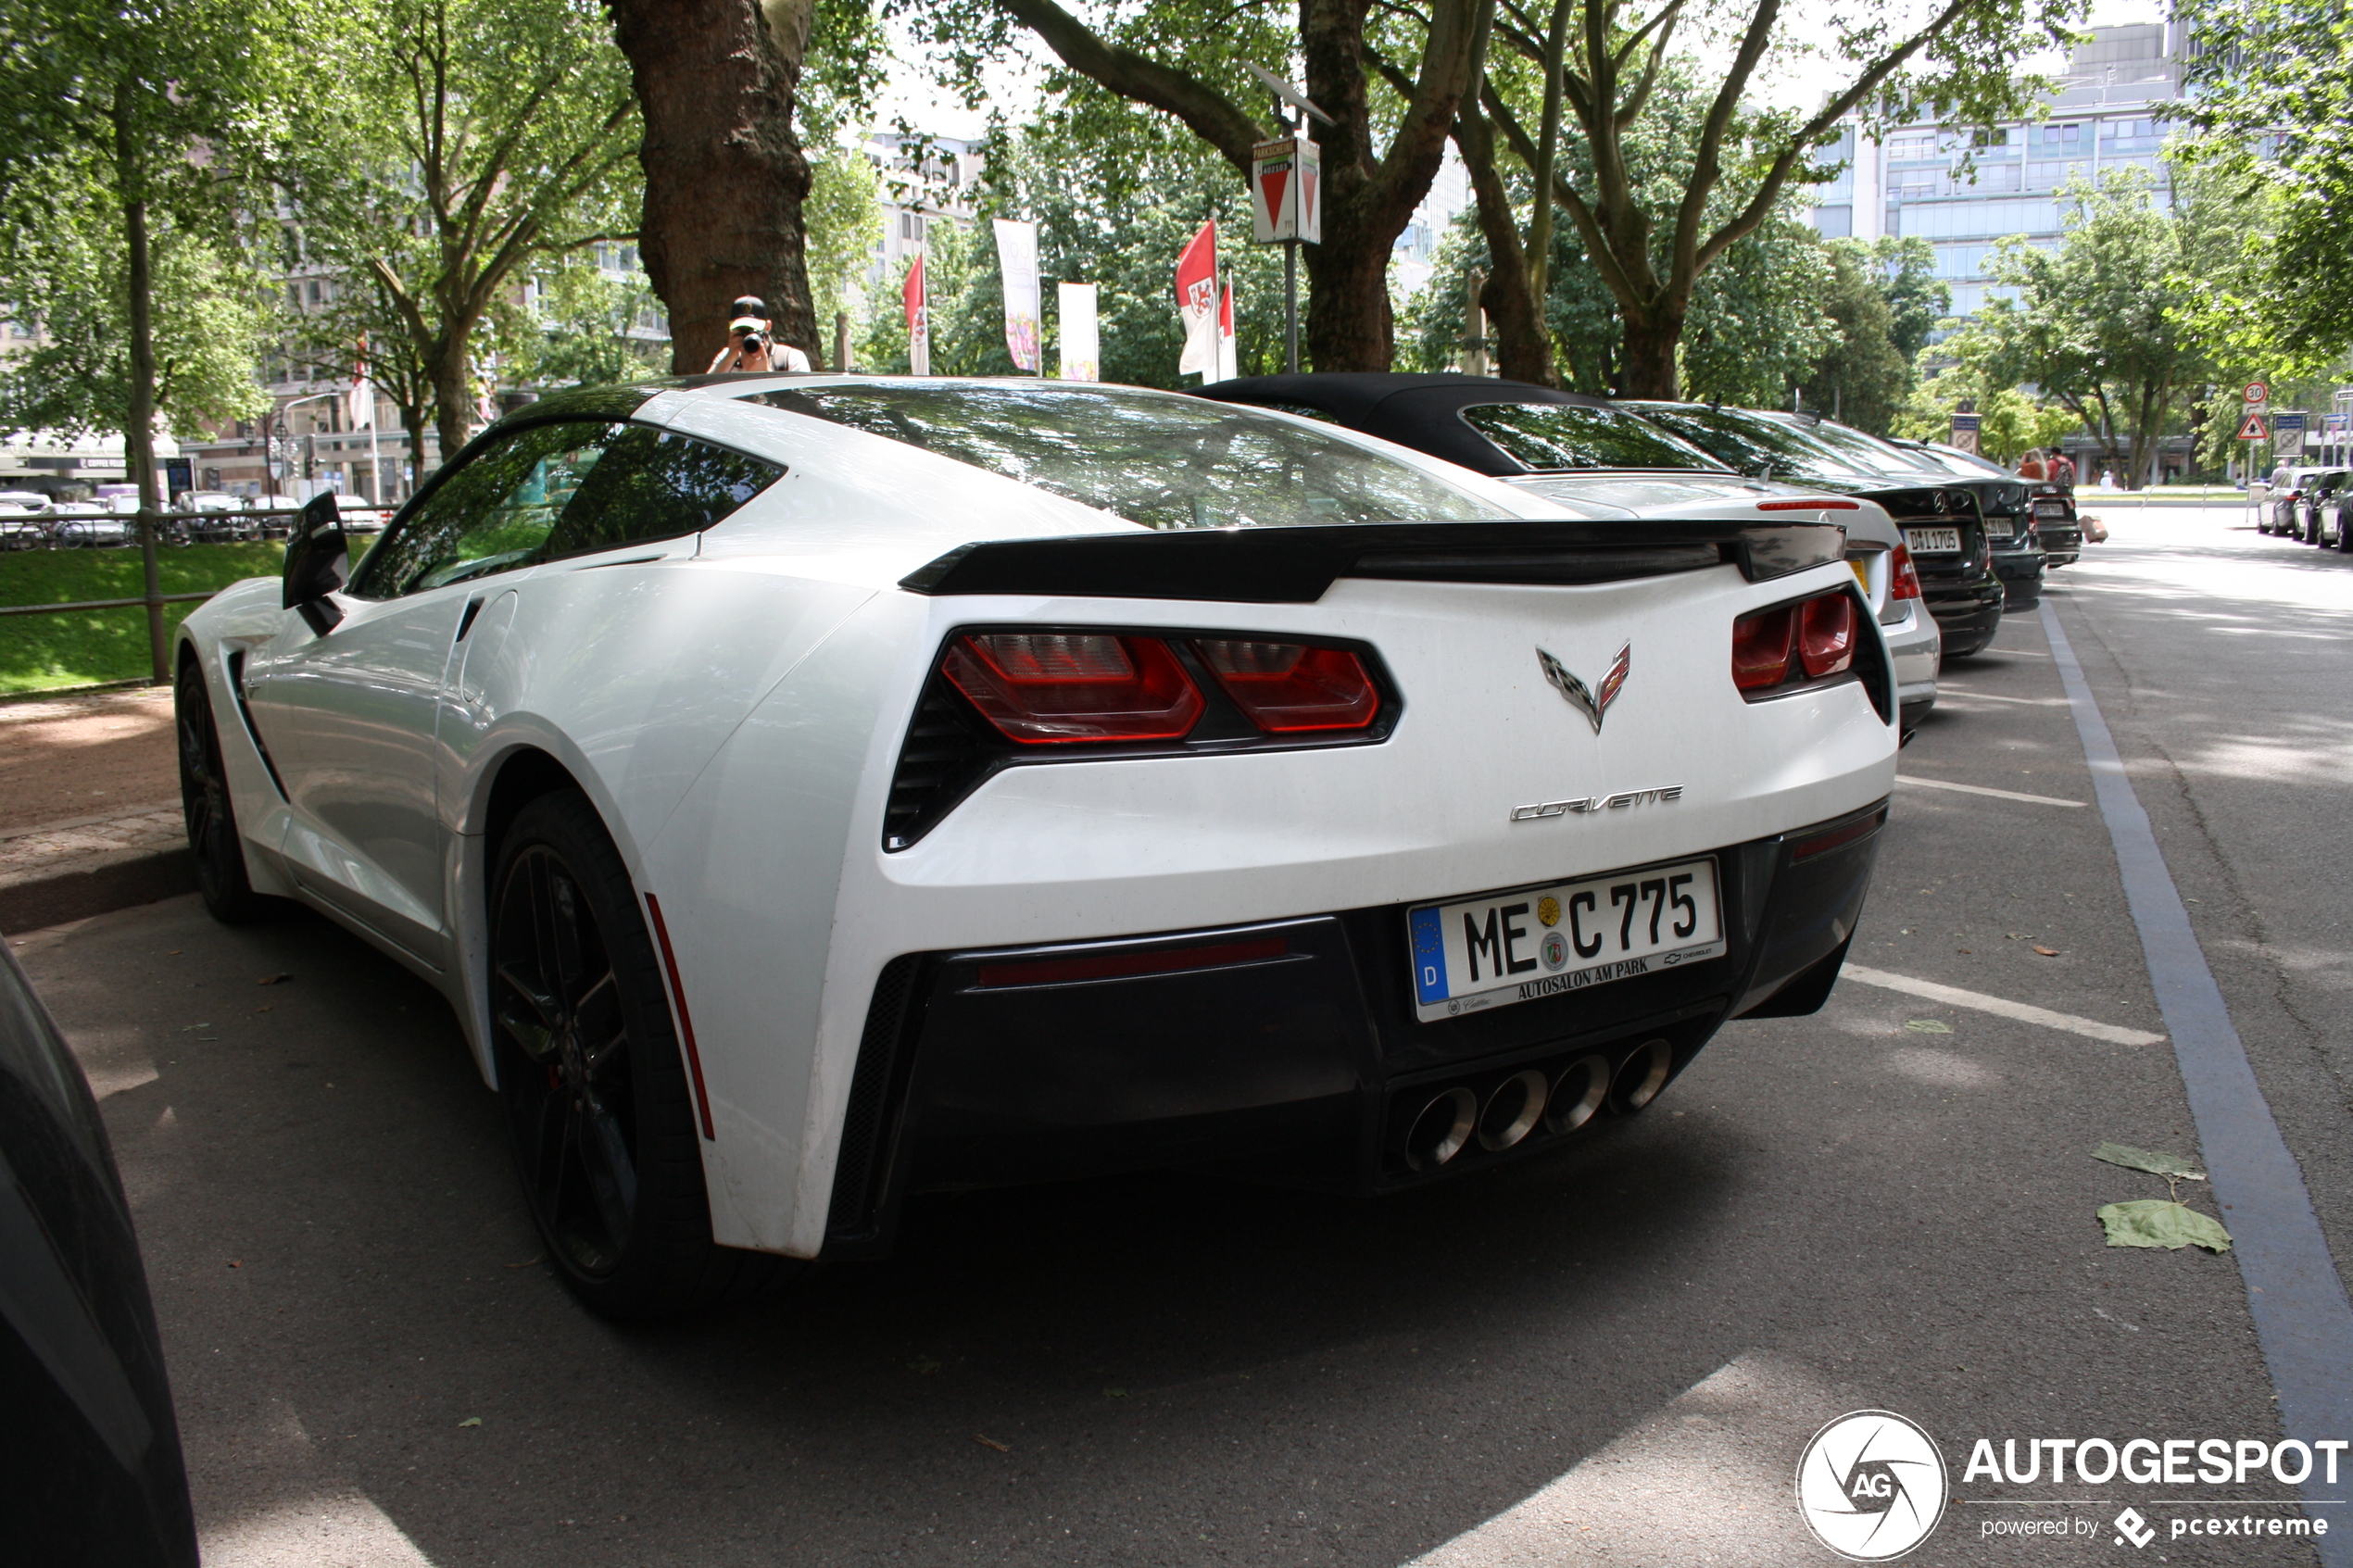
(174, 656, 269, 923)
(488, 789, 786, 1320)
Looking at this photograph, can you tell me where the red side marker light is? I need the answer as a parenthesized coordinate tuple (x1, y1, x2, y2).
(642, 892, 715, 1141)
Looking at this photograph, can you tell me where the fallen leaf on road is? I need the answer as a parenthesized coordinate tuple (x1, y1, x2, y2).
(2097, 1200, 2232, 1253)
(257, 973, 293, 985)
(503, 1255, 543, 1269)
(2092, 1143, 2206, 1181)
(2033, 946, 2060, 957)
(226, 1261, 241, 1269)
(458, 1417, 482, 1428)
(975, 1435, 1011, 1452)
(1904, 1020, 1953, 1034)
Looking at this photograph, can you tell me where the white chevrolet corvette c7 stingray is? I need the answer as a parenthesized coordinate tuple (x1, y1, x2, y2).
(173, 376, 1897, 1318)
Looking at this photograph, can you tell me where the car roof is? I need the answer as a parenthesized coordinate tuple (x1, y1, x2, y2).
(1197, 372, 1609, 475)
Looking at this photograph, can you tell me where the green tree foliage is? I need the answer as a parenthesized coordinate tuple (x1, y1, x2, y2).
(1680, 220, 1838, 407)
(1457, 0, 2086, 395)
(1794, 241, 1924, 433)
(0, 159, 272, 445)
(865, 110, 1297, 386)
(1871, 237, 1947, 363)
(2177, 0, 2353, 369)
(805, 148, 885, 351)
(0, 0, 279, 463)
(1959, 169, 2212, 488)
(1895, 365, 2079, 463)
(285, 0, 642, 462)
(519, 259, 670, 387)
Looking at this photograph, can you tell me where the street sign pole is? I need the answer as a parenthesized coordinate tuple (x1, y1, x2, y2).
(1250, 76, 1327, 377)
(1283, 239, 1298, 374)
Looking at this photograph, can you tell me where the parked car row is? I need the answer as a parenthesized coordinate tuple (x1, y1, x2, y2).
(0, 492, 384, 550)
(2259, 463, 2353, 551)
(1202, 374, 2063, 738)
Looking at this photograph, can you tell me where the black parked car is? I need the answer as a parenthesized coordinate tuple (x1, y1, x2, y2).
(0, 942, 198, 1566)
(1885, 439, 2048, 607)
(1625, 404, 2007, 658)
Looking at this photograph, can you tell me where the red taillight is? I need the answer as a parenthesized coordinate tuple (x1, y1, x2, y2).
(1731, 607, 1796, 690)
(944, 633, 1204, 743)
(1887, 545, 1923, 602)
(1798, 594, 1855, 678)
(1195, 639, 1379, 732)
(1733, 589, 1862, 696)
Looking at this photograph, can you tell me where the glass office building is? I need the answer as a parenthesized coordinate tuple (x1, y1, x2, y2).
(1808, 23, 2183, 323)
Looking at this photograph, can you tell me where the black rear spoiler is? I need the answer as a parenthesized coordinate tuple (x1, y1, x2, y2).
(900, 520, 1845, 604)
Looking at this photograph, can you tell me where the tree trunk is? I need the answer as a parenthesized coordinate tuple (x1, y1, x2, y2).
(112, 79, 167, 684)
(1617, 310, 1681, 398)
(398, 406, 429, 497)
(1454, 95, 1555, 385)
(608, 0, 816, 374)
(430, 335, 477, 467)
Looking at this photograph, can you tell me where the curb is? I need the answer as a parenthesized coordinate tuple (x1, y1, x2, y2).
(0, 847, 198, 934)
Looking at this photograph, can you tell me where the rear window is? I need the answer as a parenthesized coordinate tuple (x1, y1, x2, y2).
(745, 383, 1492, 530)
(1459, 402, 1729, 472)
(1780, 418, 1942, 476)
(1628, 405, 1889, 482)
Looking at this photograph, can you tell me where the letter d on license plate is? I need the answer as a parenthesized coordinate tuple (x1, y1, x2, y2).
(1407, 857, 1725, 1022)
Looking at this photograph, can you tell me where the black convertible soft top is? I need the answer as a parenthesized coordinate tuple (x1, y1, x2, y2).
(1197, 373, 1604, 476)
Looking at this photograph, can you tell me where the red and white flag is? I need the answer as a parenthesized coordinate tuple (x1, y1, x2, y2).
(903, 253, 930, 376)
(1175, 220, 1218, 378)
(1215, 282, 1238, 384)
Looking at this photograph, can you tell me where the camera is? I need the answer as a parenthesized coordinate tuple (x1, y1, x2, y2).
(738, 329, 767, 354)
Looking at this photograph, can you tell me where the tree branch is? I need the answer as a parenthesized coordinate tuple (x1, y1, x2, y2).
(998, 0, 1265, 169)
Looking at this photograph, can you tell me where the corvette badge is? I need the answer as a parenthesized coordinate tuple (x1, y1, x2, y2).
(1537, 643, 1629, 734)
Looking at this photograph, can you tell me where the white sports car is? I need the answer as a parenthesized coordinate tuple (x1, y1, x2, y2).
(174, 377, 1896, 1319)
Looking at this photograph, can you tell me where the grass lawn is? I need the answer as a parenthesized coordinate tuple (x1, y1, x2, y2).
(0, 543, 284, 695)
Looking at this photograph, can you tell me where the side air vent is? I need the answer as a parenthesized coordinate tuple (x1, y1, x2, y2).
(824, 954, 923, 1247)
(883, 681, 991, 851)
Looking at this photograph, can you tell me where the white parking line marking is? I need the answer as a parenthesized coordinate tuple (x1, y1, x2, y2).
(1935, 688, 2065, 705)
(1840, 965, 2167, 1046)
(1896, 773, 2085, 808)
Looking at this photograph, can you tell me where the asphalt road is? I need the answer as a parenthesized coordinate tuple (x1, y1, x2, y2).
(15, 503, 2351, 1567)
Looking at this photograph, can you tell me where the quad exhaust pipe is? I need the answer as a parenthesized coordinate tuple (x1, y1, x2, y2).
(1399, 1038, 1678, 1171)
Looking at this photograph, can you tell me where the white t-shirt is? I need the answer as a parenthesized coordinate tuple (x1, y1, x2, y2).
(707, 340, 812, 374)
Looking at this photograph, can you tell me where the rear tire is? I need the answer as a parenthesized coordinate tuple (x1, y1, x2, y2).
(488, 789, 793, 1321)
(175, 657, 271, 924)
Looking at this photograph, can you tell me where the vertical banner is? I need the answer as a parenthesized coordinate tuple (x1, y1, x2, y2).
(1175, 220, 1219, 378)
(1249, 136, 1322, 244)
(903, 253, 929, 377)
(348, 335, 373, 427)
(1057, 282, 1100, 381)
(993, 219, 1041, 372)
(1214, 282, 1238, 383)
(1949, 412, 1981, 454)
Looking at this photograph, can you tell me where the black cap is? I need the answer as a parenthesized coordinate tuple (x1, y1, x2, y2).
(730, 295, 767, 319)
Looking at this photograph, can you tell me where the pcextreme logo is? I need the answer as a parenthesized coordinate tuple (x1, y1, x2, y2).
(1797, 1411, 1950, 1562)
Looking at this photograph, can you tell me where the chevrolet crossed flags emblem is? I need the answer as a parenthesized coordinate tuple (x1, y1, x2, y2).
(1537, 643, 1629, 734)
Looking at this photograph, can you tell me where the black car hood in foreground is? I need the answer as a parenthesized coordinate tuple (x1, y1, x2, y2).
(0, 945, 196, 1566)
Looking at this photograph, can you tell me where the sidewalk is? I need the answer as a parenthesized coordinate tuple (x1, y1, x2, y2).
(0, 685, 194, 931)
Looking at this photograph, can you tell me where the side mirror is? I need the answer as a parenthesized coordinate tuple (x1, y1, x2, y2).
(283, 493, 349, 633)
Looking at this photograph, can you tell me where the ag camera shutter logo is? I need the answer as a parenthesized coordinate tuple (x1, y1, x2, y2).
(1796, 1410, 1949, 1561)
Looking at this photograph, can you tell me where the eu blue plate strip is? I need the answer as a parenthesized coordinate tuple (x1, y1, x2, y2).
(2043, 597, 2353, 1554)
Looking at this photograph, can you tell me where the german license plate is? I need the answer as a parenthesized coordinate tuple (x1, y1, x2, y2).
(1985, 519, 2014, 540)
(1904, 526, 1961, 555)
(1407, 858, 1725, 1022)
(2032, 500, 2070, 520)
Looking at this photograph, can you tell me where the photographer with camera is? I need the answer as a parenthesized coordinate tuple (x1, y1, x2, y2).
(707, 295, 812, 373)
